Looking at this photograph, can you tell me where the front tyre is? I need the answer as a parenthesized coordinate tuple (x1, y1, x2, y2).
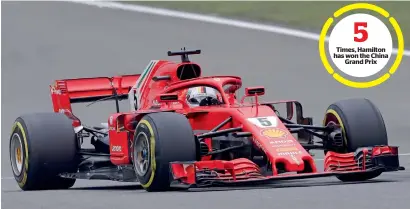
(323, 98, 388, 182)
(132, 112, 197, 192)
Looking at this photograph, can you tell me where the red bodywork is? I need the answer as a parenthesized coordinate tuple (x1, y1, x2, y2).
(50, 57, 401, 187)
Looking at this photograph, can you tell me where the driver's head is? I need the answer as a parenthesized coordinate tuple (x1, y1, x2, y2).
(186, 86, 219, 107)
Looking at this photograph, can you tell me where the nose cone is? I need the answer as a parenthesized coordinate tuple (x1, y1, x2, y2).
(257, 127, 314, 173)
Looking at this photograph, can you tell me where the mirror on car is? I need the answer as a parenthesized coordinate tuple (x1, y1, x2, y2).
(156, 93, 179, 103)
(245, 86, 265, 96)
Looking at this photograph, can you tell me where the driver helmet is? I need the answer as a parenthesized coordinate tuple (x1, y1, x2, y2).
(186, 86, 218, 107)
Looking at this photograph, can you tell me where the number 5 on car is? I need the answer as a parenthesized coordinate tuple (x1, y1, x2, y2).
(247, 116, 278, 128)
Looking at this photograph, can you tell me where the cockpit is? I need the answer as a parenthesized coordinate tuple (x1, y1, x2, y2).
(155, 76, 242, 109)
(185, 86, 223, 107)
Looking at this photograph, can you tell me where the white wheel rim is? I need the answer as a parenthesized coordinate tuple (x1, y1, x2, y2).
(10, 133, 24, 176)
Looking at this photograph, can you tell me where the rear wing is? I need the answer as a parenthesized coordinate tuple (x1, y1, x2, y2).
(50, 74, 140, 119)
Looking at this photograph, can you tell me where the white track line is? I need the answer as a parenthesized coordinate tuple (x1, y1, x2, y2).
(68, 0, 410, 57)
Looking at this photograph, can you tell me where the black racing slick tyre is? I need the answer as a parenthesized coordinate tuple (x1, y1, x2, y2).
(132, 112, 197, 192)
(9, 113, 79, 190)
(323, 98, 388, 181)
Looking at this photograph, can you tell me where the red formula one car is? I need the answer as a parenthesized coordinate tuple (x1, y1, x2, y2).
(9, 49, 404, 191)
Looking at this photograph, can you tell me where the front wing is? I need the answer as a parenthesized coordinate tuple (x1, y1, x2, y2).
(169, 146, 404, 188)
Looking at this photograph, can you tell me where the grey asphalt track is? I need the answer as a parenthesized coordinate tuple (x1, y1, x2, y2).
(2, 2, 410, 209)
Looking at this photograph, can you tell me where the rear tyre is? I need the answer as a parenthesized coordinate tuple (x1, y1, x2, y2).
(323, 98, 388, 182)
(10, 113, 79, 190)
(132, 112, 197, 192)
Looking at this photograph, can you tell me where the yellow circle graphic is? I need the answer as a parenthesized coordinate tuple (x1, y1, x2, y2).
(319, 3, 404, 88)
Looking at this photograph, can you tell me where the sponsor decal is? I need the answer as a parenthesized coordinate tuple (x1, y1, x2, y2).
(109, 116, 114, 125)
(50, 82, 61, 94)
(290, 154, 301, 165)
(248, 116, 278, 128)
(276, 147, 299, 152)
(109, 127, 116, 131)
(261, 128, 287, 139)
(271, 144, 296, 148)
(277, 151, 303, 156)
(270, 139, 296, 148)
(152, 99, 160, 106)
(58, 109, 72, 114)
(270, 139, 294, 144)
(111, 146, 122, 152)
(50, 87, 61, 95)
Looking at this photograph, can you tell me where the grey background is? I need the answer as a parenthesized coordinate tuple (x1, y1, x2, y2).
(2, 2, 410, 209)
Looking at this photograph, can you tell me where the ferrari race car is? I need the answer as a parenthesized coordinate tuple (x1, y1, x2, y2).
(9, 49, 404, 192)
